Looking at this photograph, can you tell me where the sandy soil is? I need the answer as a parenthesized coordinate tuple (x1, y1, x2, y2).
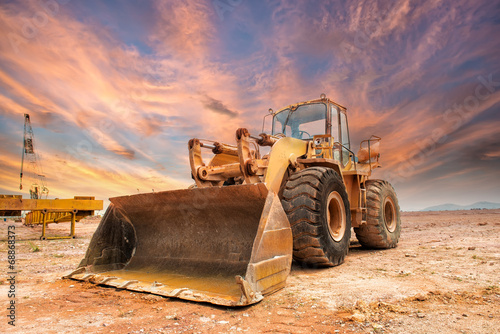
(1, 210, 499, 334)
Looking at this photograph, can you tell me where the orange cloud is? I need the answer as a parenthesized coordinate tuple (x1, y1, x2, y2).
(0, 0, 498, 211)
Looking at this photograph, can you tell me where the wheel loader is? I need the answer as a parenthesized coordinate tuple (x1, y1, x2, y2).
(66, 94, 401, 306)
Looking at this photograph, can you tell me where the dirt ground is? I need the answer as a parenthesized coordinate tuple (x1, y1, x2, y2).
(1, 210, 499, 334)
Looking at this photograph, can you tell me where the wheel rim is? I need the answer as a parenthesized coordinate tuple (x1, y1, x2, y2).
(326, 191, 346, 242)
(383, 196, 397, 232)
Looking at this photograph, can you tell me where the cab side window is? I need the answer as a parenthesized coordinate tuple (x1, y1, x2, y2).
(340, 112, 350, 165)
(331, 106, 341, 161)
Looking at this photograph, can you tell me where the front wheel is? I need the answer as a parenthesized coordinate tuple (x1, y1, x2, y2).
(282, 167, 351, 267)
(354, 180, 401, 248)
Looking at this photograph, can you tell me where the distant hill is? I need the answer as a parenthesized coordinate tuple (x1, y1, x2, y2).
(422, 201, 500, 211)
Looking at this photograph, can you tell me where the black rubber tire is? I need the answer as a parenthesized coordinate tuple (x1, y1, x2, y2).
(282, 167, 351, 267)
(354, 180, 401, 248)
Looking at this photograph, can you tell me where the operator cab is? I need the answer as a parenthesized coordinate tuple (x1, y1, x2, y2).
(272, 95, 351, 165)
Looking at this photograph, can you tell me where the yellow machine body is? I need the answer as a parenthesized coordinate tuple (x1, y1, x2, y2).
(69, 96, 399, 306)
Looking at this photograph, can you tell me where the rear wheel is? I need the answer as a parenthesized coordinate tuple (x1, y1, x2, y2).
(282, 167, 351, 267)
(354, 180, 401, 248)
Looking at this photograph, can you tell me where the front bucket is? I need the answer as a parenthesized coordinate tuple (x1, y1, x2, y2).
(65, 183, 292, 306)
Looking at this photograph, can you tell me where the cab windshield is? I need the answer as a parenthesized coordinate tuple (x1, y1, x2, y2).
(272, 103, 327, 139)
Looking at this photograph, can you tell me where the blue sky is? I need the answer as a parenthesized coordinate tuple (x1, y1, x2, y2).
(0, 0, 499, 210)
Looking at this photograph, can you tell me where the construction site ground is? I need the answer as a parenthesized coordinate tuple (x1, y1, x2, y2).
(1, 209, 499, 334)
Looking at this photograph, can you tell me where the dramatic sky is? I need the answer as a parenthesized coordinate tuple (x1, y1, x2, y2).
(0, 0, 499, 211)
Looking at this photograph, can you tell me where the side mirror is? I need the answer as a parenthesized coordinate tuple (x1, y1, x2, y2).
(261, 110, 274, 134)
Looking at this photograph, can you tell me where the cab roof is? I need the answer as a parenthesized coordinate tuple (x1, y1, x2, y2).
(274, 96, 347, 115)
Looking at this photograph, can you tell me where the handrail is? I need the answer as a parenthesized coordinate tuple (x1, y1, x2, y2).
(333, 142, 357, 171)
(359, 135, 381, 173)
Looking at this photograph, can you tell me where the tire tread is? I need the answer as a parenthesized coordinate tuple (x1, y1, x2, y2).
(354, 180, 401, 249)
(282, 166, 350, 267)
